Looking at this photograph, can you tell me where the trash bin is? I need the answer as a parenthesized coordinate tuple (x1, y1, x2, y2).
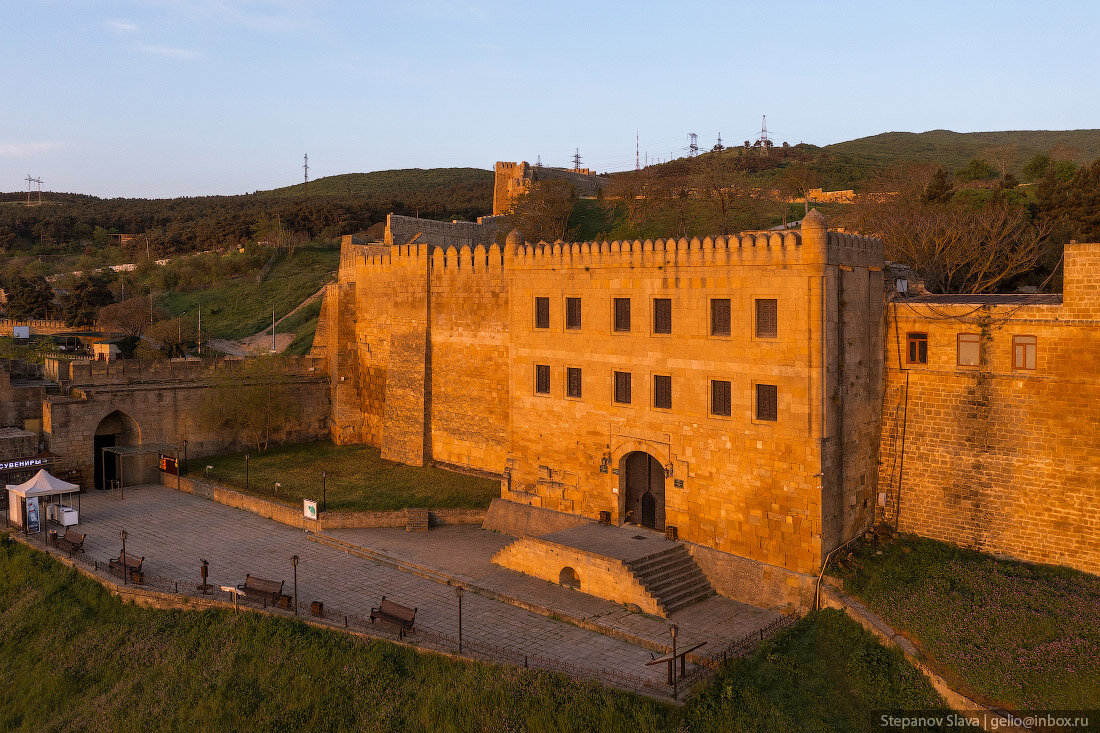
(310, 601, 324, 618)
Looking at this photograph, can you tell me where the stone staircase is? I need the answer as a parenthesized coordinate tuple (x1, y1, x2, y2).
(627, 544, 714, 616)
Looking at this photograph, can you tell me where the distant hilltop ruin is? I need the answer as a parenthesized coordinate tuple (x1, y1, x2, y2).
(493, 161, 604, 216)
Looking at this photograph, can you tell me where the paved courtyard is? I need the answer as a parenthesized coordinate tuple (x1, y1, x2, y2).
(65, 484, 781, 695)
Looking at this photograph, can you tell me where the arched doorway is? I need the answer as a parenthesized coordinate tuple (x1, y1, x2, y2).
(93, 411, 141, 490)
(621, 451, 665, 530)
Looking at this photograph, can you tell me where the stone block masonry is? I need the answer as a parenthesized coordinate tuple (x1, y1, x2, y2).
(878, 261, 1100, 574)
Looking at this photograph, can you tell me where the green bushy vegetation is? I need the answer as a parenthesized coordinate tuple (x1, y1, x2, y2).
(0, 535, 957, 732)
(202, 440, 500, 512)
(829, 533, 1100, 710)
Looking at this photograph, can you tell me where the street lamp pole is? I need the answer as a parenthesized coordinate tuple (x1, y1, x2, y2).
(322, 471, 327, 513)
(292, 555, 299, 616)
(670, 625, 678, 701)
(455, 585, 464, 654)
(245, 454, 249, 492)
(120, 530, 128, 586)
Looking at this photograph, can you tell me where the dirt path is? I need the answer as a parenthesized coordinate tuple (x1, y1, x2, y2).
(210, 281, 328, 355)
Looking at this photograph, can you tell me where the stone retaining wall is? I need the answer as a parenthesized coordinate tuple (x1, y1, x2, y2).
(162, 473, 486, 530)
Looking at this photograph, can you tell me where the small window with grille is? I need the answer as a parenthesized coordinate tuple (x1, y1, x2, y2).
(534, 297, 550, 329)
(653, 298, 672, 334)
(710, 299, 731, 337)
(613, 298, 631, 332)
(756, 384, 778, 422)
(957, 333, 980, 367)
(535, 364, 550, 395)
(566, 367, 582, 398)
(710, 379, 731, 417)
(565, 297, 581, 330)
(755, 298, 778, 338)
(653, 375, 671, 409)
(613, 371, 631, 404)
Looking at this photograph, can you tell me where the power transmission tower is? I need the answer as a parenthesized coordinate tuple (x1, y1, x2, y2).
(303, 154, 309, 187)
(535, 155, 542, 167)
(572, 148, 582, 171)
(25, 175, 43, 206)
(716, 131, 723, 149)
(688, 133, 699, 157)
(755, 116, 770, 155)
(636, 132, 640, 171)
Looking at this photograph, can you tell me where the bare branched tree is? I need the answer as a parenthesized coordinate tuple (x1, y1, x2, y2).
(981, 143, 1018, 178)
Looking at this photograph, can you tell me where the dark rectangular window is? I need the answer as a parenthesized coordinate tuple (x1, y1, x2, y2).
(653, 375, 672, 409)
(710, 298, 731, 336)
(957, 333, 979, 367)
(534, 297, 550, 329)
(653, 298, 672, 334)
(907, 332, 928, 364)
(1013, 335, 1036, 370)
(566, 367, 582, 398)
(756, 384, 778, 421)
(710, 379, 731, 416)
(565, 297, 581, 330)
(535, 364, 550, 395)
(613, 298, 631, 332)
(755, 298, 778, 338)
(613, 371, 631, 404)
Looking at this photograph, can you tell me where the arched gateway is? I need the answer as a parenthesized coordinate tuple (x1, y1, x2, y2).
(621, 451, 665, 530)
(93, 410, 141, 490)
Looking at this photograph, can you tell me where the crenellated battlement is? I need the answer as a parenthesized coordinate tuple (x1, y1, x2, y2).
(339, 210, 882, 283)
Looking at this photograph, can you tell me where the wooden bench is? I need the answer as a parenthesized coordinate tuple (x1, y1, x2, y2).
(52, 528, 85, 556)
(109, 551, 144, 583)
(237, 574, 284, 608)
(370, 596, 417, 638)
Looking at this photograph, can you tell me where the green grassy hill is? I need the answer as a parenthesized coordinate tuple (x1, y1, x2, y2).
(821, 128, 1100, 177)
(258, 167, 492, 198)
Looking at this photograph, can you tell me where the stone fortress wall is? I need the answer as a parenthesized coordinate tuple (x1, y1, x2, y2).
(493, 161, 605, 216)
(312, 211, 887, 604)
(878, 241, 1100, 574)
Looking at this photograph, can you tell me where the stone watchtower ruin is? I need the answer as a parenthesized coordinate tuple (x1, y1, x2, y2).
(312, 210, 885, 608)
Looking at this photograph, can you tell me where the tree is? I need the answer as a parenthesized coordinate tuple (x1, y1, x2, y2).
(99, 297, 162, 357)
(955, 158, 996, 183)
(200, 356, 302, 452)
(62, 272, 115, 327)
(981, 143, 1018, 178)
(843, 189, 1050, 294)
(503, 179, 578, 243)
(780, 162, 821, 214)
(3, 274, 54, 320)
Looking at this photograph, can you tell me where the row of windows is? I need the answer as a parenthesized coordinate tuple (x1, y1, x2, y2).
(533, 365, 779, 421)
(534, 296, 779, 338)
(906, 332, 1038, 370)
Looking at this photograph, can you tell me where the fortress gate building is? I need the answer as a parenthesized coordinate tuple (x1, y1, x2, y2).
(313, 210, 884, 608)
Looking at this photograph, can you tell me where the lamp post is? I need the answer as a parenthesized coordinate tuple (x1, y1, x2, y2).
(244, 454, 249, 492)
(670, 624, 678, 700)
(322, 471, 327, 513)
(120, 529, 128, 586)
(455, 584, 464, 654)
(292, 555, 299, 615)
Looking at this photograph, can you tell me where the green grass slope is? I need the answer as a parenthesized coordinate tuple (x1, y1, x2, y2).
(830, 533, 1100, 710)
(156, 245, 338, 341)
(259, 167, 493, 198)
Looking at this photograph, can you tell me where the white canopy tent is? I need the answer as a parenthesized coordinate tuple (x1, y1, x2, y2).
(6, 469, 80, 529)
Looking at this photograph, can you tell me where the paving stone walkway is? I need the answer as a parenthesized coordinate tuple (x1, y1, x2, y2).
(67, 484, 781, 696)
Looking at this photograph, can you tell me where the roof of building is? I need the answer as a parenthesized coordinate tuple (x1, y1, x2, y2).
(897, 293, 1063, 306)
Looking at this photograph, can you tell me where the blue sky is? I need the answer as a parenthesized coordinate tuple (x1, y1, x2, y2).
(2, 0, 1098, 198)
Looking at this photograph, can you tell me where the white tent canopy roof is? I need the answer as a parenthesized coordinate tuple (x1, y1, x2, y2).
(6, 469, 80, 498)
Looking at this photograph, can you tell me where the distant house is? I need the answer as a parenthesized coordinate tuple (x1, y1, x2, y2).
(92, 339, 123, 361)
